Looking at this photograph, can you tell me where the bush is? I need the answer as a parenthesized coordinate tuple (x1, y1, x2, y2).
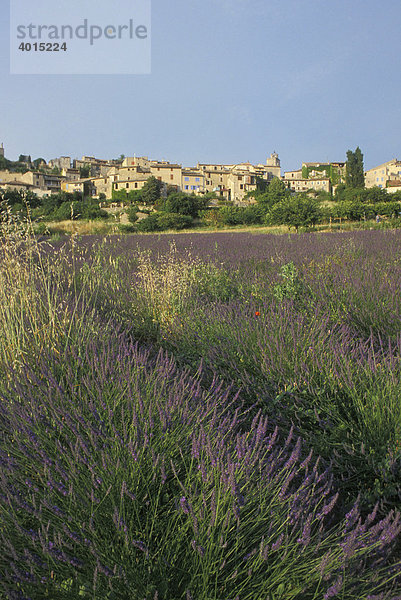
(127, 206, 139, 224)
(2, 337, 401, 599)
(136, 213, 162, 232)
(118, 223, 137, 234)
(161, 192, 209, 218)
(136, 213, 193, 232)
(157, 212, 193, 230)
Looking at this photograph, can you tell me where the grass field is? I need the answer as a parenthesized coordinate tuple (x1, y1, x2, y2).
(1, 221, 401, 599)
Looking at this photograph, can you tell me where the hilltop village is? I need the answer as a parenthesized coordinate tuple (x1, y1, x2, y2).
(1, 143, 401, 202)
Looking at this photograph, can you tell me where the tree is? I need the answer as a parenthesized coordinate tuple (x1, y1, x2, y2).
(141, 176, 163, 206)
(346, 147, 364, 188)
(80, 165, 91, 179)
(256, 177, 290, 210)
(267, 194, 323, 232)
(161, 192, 209, 218)
(33, 158, 46, 170)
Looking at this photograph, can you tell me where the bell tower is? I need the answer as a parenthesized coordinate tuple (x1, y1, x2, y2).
(266, 152, 281, 177)
(0, 143, 4, 158)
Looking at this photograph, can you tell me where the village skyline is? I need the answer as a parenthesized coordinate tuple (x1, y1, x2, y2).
(1, 141, 400, 202)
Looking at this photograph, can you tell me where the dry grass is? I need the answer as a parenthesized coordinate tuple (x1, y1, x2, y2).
(134, 241, 202, 330)
(0, 210, 71, 372)
(45, 219, 116, 235)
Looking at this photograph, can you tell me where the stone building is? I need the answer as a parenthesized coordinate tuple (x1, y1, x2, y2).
(365, 159, 401, 189)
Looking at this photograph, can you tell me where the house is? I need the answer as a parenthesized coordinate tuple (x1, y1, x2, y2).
(150, 162, 182, 189)
(365, 159, 401, 189)
(48, 156, 71, 170)
(283, 177, 331, 194)
(386, 180, 401, 194)
(61, 179, 94, 196)
(301, 162, 346, 186)
(181, 170, 205, 194)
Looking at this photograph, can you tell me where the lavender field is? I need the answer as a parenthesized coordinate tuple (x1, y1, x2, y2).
(1, 227, 401, 599)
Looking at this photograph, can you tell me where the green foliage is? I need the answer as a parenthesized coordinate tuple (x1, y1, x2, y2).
(136, 212, 193, 232)
(79, 164, 91, 178)
(267, 194, 323, 231)
(118, 223, 137, 233)
(32, 157, 46, 169)
(160, 192, 209, 218)
(156, 212, 193, 230)
(141, 176, 163, 205)
(302, 164, 344, 186)
(273, 262, 304, 303)
(0, 189, 41, 210)
(346, 147, 365, 188)
(112, 188, 142, 203)
(127, 206, 139, 224)
(199, 208, 225, 227)
(219, 204, 264, 225)
(256, 177, 290, 209)
(335, 185, 389, 204)
(0, 154, 30, 173)
(48, 199, 108, 221)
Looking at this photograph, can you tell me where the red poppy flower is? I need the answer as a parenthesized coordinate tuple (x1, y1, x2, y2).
(255, 311, 260, 316)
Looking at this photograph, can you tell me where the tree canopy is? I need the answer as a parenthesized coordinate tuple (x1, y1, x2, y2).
(346, 147, 364, 188)
(141, 176, 163, 206)
(267, 194, 323, 231)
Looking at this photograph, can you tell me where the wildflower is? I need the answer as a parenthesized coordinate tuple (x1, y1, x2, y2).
(255, 311, 260, 316)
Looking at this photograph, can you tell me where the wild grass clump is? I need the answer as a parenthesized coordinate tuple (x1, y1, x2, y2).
(0, 205, 71, 375)
(0, 207, 117, 382)
(1, 337, 401, 599)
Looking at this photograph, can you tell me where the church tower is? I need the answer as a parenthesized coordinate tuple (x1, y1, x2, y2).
(266, 152, 281, 178)
(0, 143, 4, 158)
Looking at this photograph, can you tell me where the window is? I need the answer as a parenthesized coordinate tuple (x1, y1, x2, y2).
(185, 177, 189, 182)
(135, 183, 138, 188)
(170, 174, 174, 180)
(195, 177, 200, 182)
(238, 176, 243, 181)
(115, 184, 118, 189)
(126, 183, 129, 188)
(191, 185, 195, 190)
(240, 184, 243, 190)
(185, 185, 189, 190)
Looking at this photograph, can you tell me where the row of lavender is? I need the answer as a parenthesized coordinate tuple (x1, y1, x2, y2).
(1, 337, 401, 599)
(1, 229, 401, 598)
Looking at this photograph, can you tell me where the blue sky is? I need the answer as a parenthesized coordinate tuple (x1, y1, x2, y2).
(0, 0, 400, 172)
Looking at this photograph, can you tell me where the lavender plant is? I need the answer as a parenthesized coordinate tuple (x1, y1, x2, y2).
(1, 337, 401, 599)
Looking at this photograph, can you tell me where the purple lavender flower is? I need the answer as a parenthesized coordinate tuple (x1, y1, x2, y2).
(180, 496, 190, 515)
(324, 576, 343, 599)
